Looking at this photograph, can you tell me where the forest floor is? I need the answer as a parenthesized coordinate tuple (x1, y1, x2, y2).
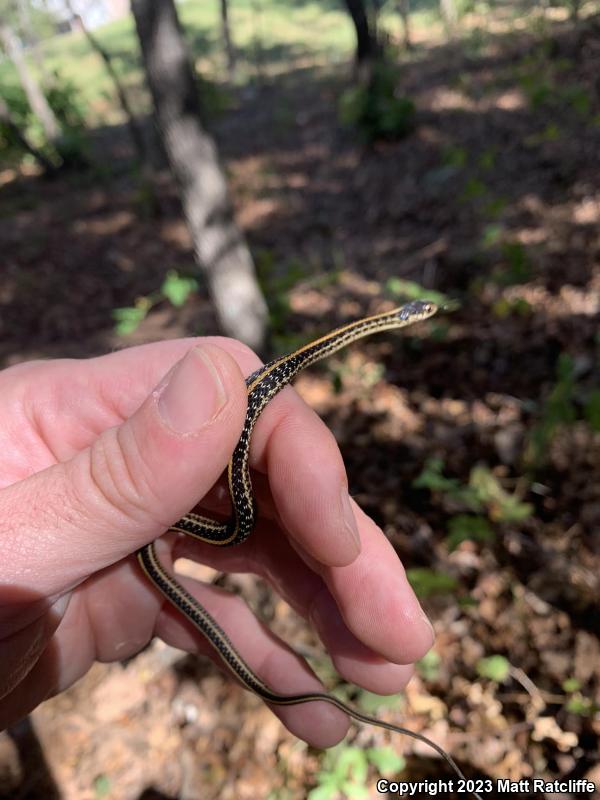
(0, 6, 599, 800)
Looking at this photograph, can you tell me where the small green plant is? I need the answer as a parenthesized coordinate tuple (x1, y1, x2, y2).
(526, 353, 600, 464)
(417, 650, 442, 682)
(526, 122, 562, 147)
(442, 145, 468, 168)
(526, 353, 576, 466)
(476, 655, 511, 683)
(480, 223, 504, 249)
(477, 147, 496, 171)
(460, 176, 487, 202)
(93, 774, 111, 798)
(413, 457, 482, 510)
(112, 269, 198, 336)
(446, 515, 495, 552)
(492, 241, 532, 286)
(561, 678, 600, 717)
(309, 744, 405, 800)
(338, 62, 415, 142)
(385, 278, 457, 310)
(414, 459, 532, 550)
(406, 568, 458, 599)
(469, 465, 533, 522)
(491, 297, 532, 319)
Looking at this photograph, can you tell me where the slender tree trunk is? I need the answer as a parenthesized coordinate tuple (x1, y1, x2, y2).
(131, 0, 268, 350)
(439, 0, 458, 35)
(220, 0, 236, 81)
(397, 0, 413, 50)
(0, 23, 62, 146)
(16, 0, 45, 73)
(66, 7, 149, 166)
(343, 0, 377, 67)
(0, 95, 56, 173)
(570, 0, 580, 20)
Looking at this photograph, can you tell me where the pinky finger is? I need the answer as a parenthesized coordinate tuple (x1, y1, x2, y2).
(151, 564, 350, 748)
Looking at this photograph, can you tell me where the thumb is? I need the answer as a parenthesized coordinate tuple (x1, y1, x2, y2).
(0, 343, 248, 602)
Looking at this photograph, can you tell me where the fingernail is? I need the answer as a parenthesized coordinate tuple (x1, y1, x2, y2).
(419, 610, 436, 648)
(340, 487, 361, 551)
(158, 346, 227, 434)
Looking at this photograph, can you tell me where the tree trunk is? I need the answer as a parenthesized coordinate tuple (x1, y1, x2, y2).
(131, 0, 268, 351)
(343, 0, 377, 67)
(439, 0, 458, 35)
(15, 0, 45, 74)
(397, 0, 413, 50)
(66, 6, 149, 166)
(570, 0, 580, 20)
(220, 0, 236, 81)
(0, 95, 56, 173)
(0, 23, 62, 146)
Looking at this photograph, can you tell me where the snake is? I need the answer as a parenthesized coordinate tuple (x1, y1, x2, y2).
(136, 299, 482, 798)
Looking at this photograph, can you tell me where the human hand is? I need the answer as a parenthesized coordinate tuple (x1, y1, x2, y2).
(0, 337, 434, 746)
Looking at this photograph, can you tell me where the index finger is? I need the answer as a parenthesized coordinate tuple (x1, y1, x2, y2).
(23, 336, 362, 567)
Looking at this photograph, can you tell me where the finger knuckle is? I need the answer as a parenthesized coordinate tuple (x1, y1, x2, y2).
(85, 424, 164, 526)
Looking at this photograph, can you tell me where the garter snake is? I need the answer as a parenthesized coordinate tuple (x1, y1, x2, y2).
(137, 300, 482, 798)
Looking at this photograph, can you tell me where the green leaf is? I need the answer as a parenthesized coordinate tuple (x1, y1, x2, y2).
(417, 650, 441, 682)
(308, 783, 338, 800)
(442, 145, 467, 168)
(562, 678, 581, 693)
(407, 568, 458, 599)
(460, 177, 487, 202)
(341, 781, 369, 799)
(468, 466, 533, 522)
(384, 278, 458, 310)
(161, 270, 198, 307)
(336, 747, 368, 782)
(446, 515, 495, 551)
(457, 595, 479, 608)
(565, 694, 599, 717)
(357, 690, 403, 714)
(94, 775, 111, 798)
(493, 241, 532, 286)
(366, 747, 406, 776)
(476, 655, 510, 683)
(413, 458, 460, 492)
(477, 148, 496, 171)
(112, 302, 150, 336)
(481, 223, 503, 249)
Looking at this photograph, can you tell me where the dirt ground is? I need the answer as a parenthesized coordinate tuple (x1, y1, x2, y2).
(0, 10, 599, 800)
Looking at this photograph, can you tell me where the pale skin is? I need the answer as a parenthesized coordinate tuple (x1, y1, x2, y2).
(0, 338, 435, 744)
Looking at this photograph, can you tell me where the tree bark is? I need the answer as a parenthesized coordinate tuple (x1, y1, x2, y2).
(131, 0, 268, 350)
(397, 0, 413, 50)
(343, 0, 377, 66)
(15, 0, 45, 73)
(0, 95, 56, 173)
(0, 22, 62, 146)
(220, 0, 236, 81)
(439, 0, 458, 35)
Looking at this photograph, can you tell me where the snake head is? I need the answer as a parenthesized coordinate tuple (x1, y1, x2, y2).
(396, 299, 438, 321)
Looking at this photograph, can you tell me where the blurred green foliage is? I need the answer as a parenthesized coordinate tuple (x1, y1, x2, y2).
(385, 277, 457, 310)
(339, 62, 415, 142)
(526, 352, 600, 466)
(112, 269, 198, 336)
(476, 655, 510, 683)
(406, 567, 459, 598)
(414, 458, 533, 551)
(309, 744, 405, 800)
